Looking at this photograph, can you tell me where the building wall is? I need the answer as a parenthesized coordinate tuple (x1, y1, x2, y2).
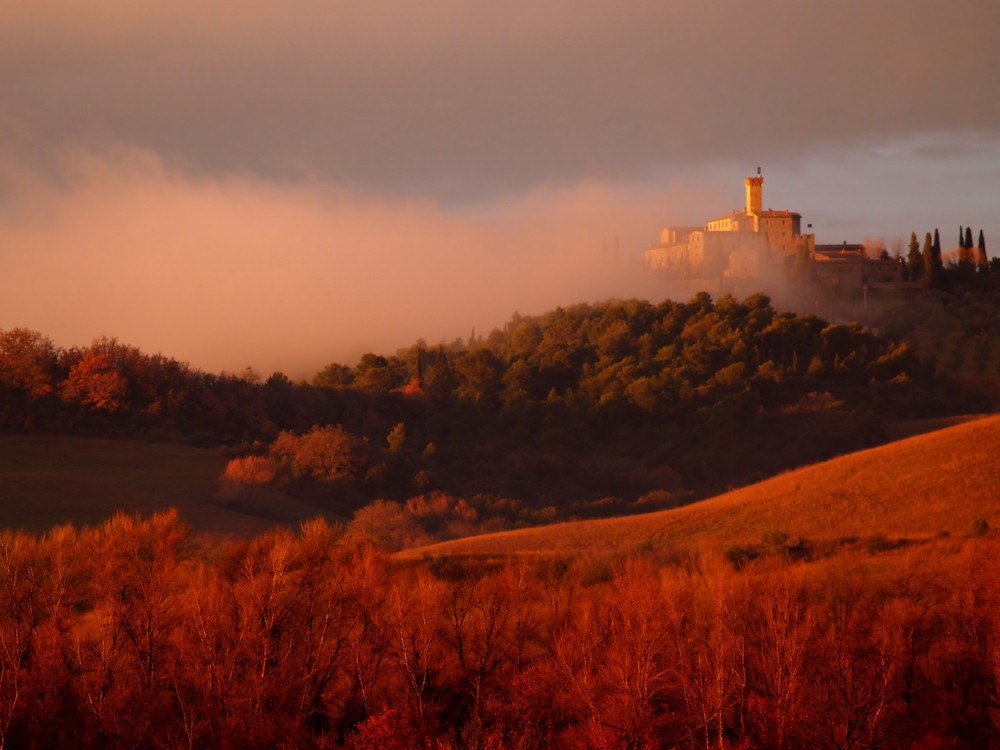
(659, 226, 700, 245)
(760, 214, 802, 258)
(644, 174, 897, 297)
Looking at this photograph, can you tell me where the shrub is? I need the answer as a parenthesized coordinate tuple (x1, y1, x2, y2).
(221, 455, 278, 485)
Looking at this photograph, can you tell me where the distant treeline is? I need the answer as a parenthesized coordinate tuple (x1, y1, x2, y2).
(1, 292, 996, 513)
(1, 511, 999, 749)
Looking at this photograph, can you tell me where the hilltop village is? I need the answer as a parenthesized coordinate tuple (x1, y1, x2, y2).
(644, 171, 904, 298)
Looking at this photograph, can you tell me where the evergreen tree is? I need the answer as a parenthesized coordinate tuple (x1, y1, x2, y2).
(922, 232, 937, 288)
(957, 225, 975, 281)
(978, 229, 990, 276)
(930, 228, 945, 287)
(906, 231, 922, 280)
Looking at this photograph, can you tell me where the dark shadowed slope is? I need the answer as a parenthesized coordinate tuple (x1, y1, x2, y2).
(402, 415, 1000, 559)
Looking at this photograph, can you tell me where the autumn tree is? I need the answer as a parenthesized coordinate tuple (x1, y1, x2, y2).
(271, 424, 362, 483)
(382, 567, 448, 734)
(666, 554, 749, 749)
(804, 565, 904, 749)
(217, 528, 315, 746)
(0, 531, 44, 748)
(745, 562, 814, 750)
(61, 348, 129, 412)
(595, 558, 673, 747)
(0, 328, 58, 401)
(72, 510, 188, 747)
(346, 500, 425, 551)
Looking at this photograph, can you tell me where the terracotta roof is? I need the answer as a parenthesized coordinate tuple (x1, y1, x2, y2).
(758, 210, 801, 218)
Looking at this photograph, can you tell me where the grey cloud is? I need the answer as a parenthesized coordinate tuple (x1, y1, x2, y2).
(2, 1, 998, 203)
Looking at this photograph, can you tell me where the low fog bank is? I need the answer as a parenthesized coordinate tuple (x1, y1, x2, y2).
(2, 146, 993, 380)
(0, 148, 713, 379)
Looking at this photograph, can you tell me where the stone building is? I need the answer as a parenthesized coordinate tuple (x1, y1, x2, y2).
(812, 243, 905, 295)
(645, 171, 903, 296)
(645, 171, 815, 287)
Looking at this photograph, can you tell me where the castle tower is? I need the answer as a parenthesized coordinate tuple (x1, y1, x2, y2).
(745, 170, 763, 216)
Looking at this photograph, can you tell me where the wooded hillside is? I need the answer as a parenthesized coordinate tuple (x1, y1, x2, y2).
(2, 291, 997, 531)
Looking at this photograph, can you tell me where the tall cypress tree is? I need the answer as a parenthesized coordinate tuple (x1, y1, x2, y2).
(979, 229, 990, 276)
(907, 231, 922, 280)
(957, 225, 975, 280)
(932, 228, 944, 283)
(922, 232, 936, 287)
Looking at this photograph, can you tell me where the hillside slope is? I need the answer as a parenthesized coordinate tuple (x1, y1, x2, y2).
(403, 414, 1000, 559)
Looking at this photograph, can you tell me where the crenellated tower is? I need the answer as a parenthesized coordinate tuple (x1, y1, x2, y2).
(745, 170, 763, 216)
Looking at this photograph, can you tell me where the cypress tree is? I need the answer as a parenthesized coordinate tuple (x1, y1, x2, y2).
(957, 225, 974, 280)
(979, 229, 990, 276)
(932, 228, 945, 284)
(906, 231, 922, 279)
(922, 231, 939, 288)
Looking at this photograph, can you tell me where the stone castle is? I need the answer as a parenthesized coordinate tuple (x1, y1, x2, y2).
(644, 171, 903, 295)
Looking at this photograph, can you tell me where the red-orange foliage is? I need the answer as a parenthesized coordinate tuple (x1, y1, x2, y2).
(4, 512, 1000, 748)
(271, 425, 362, 482)
(221, 455, 280, 484)
(61, 349, 129, 411)
(0, 328, 58, 399)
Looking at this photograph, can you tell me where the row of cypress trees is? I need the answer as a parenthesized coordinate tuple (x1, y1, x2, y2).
(905, 227, 991, 287)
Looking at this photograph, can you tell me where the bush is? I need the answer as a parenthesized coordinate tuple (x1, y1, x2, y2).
(221, 455, 278, 484)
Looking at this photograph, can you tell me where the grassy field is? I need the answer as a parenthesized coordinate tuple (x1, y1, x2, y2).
(0, 434, 323, 536)
(402, 414, 1000, 561)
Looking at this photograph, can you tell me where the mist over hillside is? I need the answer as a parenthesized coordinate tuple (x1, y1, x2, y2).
(2, 149, 996, 379)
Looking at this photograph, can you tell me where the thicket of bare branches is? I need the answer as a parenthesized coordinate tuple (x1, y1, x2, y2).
(1, 512, 1000, 748)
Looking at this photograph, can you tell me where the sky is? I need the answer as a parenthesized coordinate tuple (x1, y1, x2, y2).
(1, 1, 998, 378)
